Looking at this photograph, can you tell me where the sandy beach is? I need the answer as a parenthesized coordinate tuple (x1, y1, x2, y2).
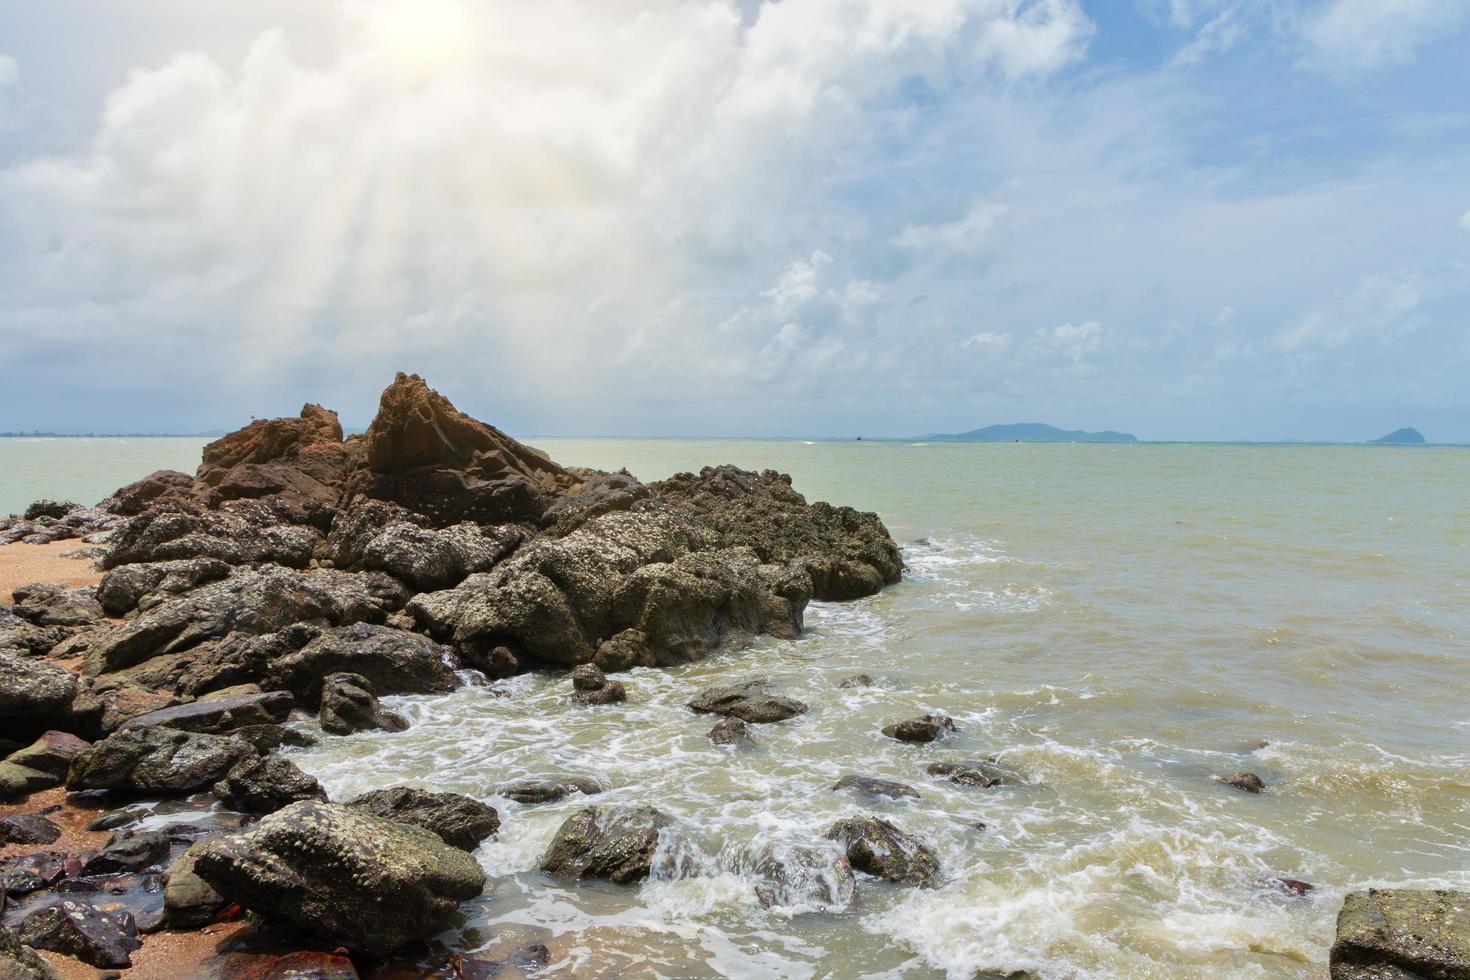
(0, 540, 104, 599)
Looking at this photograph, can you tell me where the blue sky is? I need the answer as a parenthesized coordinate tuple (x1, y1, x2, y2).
(1, 0, 1467, 441)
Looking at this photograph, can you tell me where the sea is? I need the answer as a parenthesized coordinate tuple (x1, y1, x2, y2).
(3, 436, 1468, 978)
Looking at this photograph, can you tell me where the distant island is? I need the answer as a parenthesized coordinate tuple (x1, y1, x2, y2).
(1368, 427, 1426, 445)
(0, 431, 227, 438)
(923, 422, 1138, 443)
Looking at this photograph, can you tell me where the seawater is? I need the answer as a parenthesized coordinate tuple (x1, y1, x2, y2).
(4, 437, 1469, 978)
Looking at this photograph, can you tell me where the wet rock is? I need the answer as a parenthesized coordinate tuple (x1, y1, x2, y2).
(1216, 772, 1265, 794)
(86, 811, 137, 832)
(83, 831, 171, 874)
(593, 628, 656, 673)
(17, 900, 142, 968)
(0, 654, 78, 716)
(213, 756, 328, 814)
(66, 727, 257, 795)
(825, 817, 941, 888)
(652, 464, 903, 601)
(838, 673, 872, 688)
(347, 372, 572, 526)
(540, 805, 673, 884)
(102, 469, 196, 516)
(346, 787, 499, 851)
(495, 777, 603, 806)
(832, 775, 921, 800)
(231, 724, 318, 754)
(192, 800, 487, 956)
(881, 713, 957, 743)
(708, 716, 751, 745)
(1272, 876, 1315, 896)
(120, 690, 295, 736)
(96, 557, 232, 616)
(687, 679, 807, 724)
(748, 839, 857, 912)
(0, 923, 60, 979)
(268, 623, 460, 706)
(927, 760, 1011, 788)
(162, 843, 227, 929)
(0, 815, 62, 845)
(1330, 888, 1469, 980)
(6, 731, 90, 779)
(568, 664, 626, 706)
(318, 672, 410, 735)
(2, 853, 69, 896)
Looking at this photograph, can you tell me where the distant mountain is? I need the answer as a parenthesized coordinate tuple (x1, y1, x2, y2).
(1368, 427, 1425, 445)
(925, 422, 1138, 443)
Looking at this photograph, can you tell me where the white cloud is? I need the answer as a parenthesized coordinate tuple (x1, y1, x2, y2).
(1275, 270, 1423, 351)
(1459, 209, 1470, 233)
(1300, 0, 1467, 72)
(1035, 321, 1102, 362)
(961, 329, 1014, 355)
(894, 199, 1007, 253)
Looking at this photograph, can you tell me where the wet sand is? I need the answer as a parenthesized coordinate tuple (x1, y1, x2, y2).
(0, 540, 104, 599)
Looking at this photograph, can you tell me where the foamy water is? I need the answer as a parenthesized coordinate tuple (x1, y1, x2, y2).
(6, 438, 1470, 977)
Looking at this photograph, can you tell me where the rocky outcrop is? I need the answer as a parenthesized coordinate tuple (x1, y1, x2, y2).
(688, 679, 807, 723)
(318, 672, 410, 734)
(101, 505, 322, 570)
(191, 800, 487, 956)
(882, 713, 956, 743)
(102, 469, 195, 516)
(10, 585, 104, 627)
(326, 501, 525, 592)
(346, 787, 499, 851)
(96, 557, 232, 616)
(212, 756, 328, 814)
(540, 805, 673, 884)
(196, 403, 351, 513)
(825, 817, 940, 888)
(1329, 889, 1469, 980)
(652, 465, 902, 600)
(66, 727, 257, 795)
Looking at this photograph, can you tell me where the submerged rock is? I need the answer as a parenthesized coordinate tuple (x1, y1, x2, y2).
(825, 817, 941, 888)
(346, 787, 499, 851)
(82, 831, 172, 874)
(318, 672, 409, 735)
(17, 900, 141, 969)
(838, 673, 872, 688)
(881, 713, 956, 743)
(1330, 888, 1469, 980)
(569, 664, 627, 706)
(748, 839, 857, 912)
(1216, 771, 1265, 794)
(191, 800, 487, 957)
(832, 775, 921, 800)
(927, 760, 1012, 788)
(687, 679, 807, 723)
(496, 777, 603, 806)
(540, 805, 673, 884)
(66, 727, 257, 795)
(212, 755, 328, 814)
(708, 716, 751, 745)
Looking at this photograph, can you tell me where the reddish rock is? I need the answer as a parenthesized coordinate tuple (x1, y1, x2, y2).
(196, 404, 354, 511)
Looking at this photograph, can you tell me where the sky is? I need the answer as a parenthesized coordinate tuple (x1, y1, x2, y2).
(1, 0, 1468, 441)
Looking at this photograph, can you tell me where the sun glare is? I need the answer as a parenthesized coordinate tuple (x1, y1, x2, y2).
(355, 0, 480, 81)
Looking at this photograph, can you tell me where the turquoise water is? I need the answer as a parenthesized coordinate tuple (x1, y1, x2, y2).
(4, 438, 1469, 977)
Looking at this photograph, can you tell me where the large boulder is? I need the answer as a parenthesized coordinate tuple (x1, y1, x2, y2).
(120, 690, 294, 735)
(687, 679, 807, 723)
(267, 623, 460, 706)
(101, 469, 196, 516)
(0, 654, 77, 716)
(1329, 889, 1469, 980)
(318, 672, 410, 735)
(540, 805, 673, 884)
(346, 787, 499, 851)
(66, 726, 257, 794)
(191, 800, 487, 956)
(825, 817, 941, 888)
(652, 464, 903, 600)
(346, 372, 572, 526)
(84, 567, 402, 674)
(213, 756, 328, 814)
(195, 403, 351, 512)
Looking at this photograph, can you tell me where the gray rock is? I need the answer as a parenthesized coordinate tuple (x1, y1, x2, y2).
(17, 900, 141, 968)
(318, 672, 410, 735)
(838, 673, 872, 688)
(0, 814, 62, 845)
(1329, 889, 1469, 980)
(5, 731, 90, 778)
(11, 588, 104, 627)
(120, 690, 295, 735)
(346, 787, 499, 851)
(593, 628, 655, 673)
(23, 501, 79, 521)
(191, 800, 486, 956)
(66, 727, 257, 795)
(927, 760, 1012, 788)
(495, 777, 603, 805)
(162, 843, 227, 930)
(101, 506, 321, 570)
(540, 805, 673, 884)
(688, 679, 807, 723)
(708, 717, 751, 745)
(268, 623, 460, 706)
(96, 557, 232, 616)
(328, 506, 524, 591)
(82, 831, 172, 874)
(832, 775, 921, 800)
(101, 470, 195, 517)
(212, 756, 328, 814)
(0, 763, 59, 803)
(825, 817, 941, 888)
(881, 713, 957, 743)
(0, 654, 78, 716)
(0, 923, 60, 979)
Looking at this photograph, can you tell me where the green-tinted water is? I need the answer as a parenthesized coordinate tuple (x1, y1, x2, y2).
(4, 438, 1468, 978)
